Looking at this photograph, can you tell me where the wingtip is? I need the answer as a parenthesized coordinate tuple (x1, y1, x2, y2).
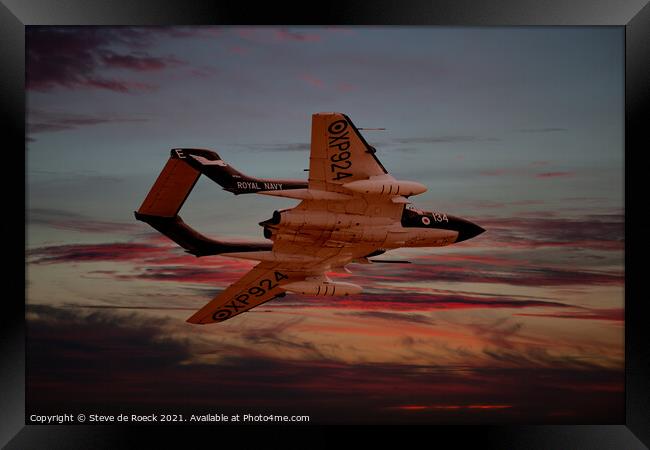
(186, 315, 204, 325)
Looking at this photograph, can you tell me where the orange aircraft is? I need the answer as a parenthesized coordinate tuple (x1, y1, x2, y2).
(135, 113, 484, 324)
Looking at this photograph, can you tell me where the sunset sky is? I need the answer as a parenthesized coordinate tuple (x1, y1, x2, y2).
(26, 26, 624, 423)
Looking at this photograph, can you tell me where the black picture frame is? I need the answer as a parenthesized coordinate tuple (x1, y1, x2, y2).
(4, 1, 649, 447)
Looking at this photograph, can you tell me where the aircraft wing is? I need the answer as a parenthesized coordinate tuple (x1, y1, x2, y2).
(186, 262, 298, 324)
(186, 241, 377, 324)
(308, 112, 388, 193)
(300, 112, 406, 218)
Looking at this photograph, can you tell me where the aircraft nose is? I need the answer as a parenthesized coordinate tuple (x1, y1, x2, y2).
(453, 217, 485, 243)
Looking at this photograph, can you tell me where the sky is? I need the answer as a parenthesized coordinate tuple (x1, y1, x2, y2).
(26, 26, 624, 424)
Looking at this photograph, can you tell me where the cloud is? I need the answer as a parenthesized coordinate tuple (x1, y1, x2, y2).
(187, 65, 218, 78)
(239, 317, 327, 359)
(463, 316, 524, 350)
(337, 82, 355, 92)
(27, 208, 624, 294)
(394, 136, 500, 145)
(516, 128, 568, 133)
(28, 208, 139, 233)
(478, 169, 510, 176)
(516, 308, 623, 322)
(275, 28, 321, 42)
(388, 404, 512, 411)
(26, 27, 202, 93)
(351, 261, 623, 288)
(235, 142, 310, 152)
(27, 110, 149, 135)
(535, 171, 575, 178)
(477, 214, 624, 252)
(339, 311, 435, 325)
(26, 305, 623, 423)
(281, 291, 571, 311)
(27, 242, 173, 264)
(100, 51, 182, 71)
(477, 168, 576, 179)
(40, 303, 197, 312)
(300, 74, 324, 88)
(115, 265, 250, 286)
(297, 74, 354, 93)
(234, 27, 323, 44)
(463, 199, 546, 209)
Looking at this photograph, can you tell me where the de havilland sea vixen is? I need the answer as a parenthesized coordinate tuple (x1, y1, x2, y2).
(135, 113, 485, 324)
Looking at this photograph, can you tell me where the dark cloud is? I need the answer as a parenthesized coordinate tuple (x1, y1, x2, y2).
(28, 112, 146, 134)
(28, 207, 139, 233)
(27, 242, 172, 264)
(100, 51, 182, 71)
(39, 303, 197, 312)
(115, 266, 245, 285)
(28, 109, 149, 136)
(516, 308, 624, 322)
(351, 262, 622, 288)
(481, 346, 607, 371)
(478, 214, 624, 252)
(339, 311, 435, 325)
(464, 317, 524, 350)
(26, 305, 623, 423)
(26, 27, 200, 93)
(281, 291, 571, 311)
(240, 318, 326, 359)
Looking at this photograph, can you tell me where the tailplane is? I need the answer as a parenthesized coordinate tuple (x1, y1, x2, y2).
(135, 151, 272, 256)
(171, 148, 307, 194)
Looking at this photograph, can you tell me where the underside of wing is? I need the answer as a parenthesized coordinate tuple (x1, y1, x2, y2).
(186, 262, 304, 324)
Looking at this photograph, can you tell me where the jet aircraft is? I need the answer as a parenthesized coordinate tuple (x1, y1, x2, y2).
(135, 113, 485, 324)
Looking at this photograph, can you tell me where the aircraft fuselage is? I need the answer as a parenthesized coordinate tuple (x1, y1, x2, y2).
(261, 203, 484, 253)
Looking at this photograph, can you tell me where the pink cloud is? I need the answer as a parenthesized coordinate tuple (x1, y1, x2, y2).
(27, 242, 171, 264)
(187, 65, 218, 78)
(515, 308, 624, 322)
(275, 28, 321, 42)
(478, 169, 509, 176)
(101, 52, 183, 71)
(229, 45, 249, 55)
(336, 82, 355, 92)
(300, 74, 324, 88)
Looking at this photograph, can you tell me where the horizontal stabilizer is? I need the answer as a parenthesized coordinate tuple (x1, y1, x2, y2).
(137, 156, 200, 217)
(136, 151, 276, 257)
